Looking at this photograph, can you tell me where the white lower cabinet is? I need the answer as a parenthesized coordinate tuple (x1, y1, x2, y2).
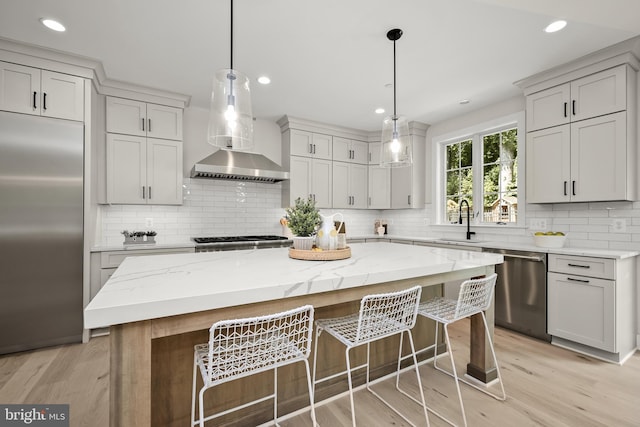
(547, 253, 636, 362)
(106, 134, 183, 205)
(548, 271, 615, 351)
(89, 247, 195, 302)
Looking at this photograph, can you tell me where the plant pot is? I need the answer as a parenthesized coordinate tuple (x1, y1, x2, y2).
(292, 236, 314, 251)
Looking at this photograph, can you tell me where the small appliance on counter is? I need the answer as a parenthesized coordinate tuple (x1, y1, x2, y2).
(374, 219, 388, 235)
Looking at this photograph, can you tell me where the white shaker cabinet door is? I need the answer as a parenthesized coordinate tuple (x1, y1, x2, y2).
(146, 103, 183, 141)
(350, 163, 368, 208)
(106, 97, 146, 137)
(570, 65, 627, 122)
(106, 134, 147, 204)
(40, 70, 84, 121)
(0, 61, 41, 115)
(368, 166, 390, 209)
(332, 161, 350, 208)
(548, 272, 615, 352)
(570, 112, 627, 202)
(311, 158, 333, 208)
(526, 125, 571, 203)
(146, 138, 183, 205)
(526, 83, 570, 132)
(391, 166, 412, 208)
(288, 156, 312, 204)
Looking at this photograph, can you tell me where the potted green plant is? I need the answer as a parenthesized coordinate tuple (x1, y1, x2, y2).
(285, 197, 321, 250)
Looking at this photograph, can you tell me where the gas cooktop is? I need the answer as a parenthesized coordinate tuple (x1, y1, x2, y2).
(192, 235, 291, 252)
(192, 235, 289, 244)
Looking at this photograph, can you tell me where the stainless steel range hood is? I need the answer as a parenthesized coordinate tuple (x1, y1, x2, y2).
(190, 150, 289, 183)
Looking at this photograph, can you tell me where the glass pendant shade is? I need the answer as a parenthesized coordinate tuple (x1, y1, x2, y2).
(380, 115, 412, 167)
(208, 68, 254, 150)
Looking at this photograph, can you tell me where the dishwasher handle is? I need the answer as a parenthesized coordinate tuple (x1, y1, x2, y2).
(498, 253, 546, 262)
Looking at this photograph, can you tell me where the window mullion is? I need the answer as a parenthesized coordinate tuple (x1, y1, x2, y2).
(472, 133, 482, 225)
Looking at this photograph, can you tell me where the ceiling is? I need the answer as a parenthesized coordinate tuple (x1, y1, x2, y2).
(1, 0, 640, 131)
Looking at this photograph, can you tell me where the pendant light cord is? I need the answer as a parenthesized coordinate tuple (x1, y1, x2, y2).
(230, 0, 233, 70)
(393, 38, 396, 117)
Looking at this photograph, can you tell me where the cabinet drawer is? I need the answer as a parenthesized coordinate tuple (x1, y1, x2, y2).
(548, 254, 614, 279)
(100, 247, 194, 268)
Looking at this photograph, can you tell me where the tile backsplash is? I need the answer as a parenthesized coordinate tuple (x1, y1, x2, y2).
(98, 178, 640, 251)
(98, 179, 380, 246)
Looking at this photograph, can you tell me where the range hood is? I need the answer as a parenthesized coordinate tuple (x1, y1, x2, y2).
(190, 150, 289, 183)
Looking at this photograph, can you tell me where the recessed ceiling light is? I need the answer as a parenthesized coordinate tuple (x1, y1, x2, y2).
(544, 20, 567, 33)
(459, 99, 470, 105)
(40, 18, 66, 32)
(375, 108, 385, 114)
(257, 76, 271, 85)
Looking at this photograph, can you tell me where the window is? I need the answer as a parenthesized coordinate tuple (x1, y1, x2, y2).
(436, 113, 524, 227)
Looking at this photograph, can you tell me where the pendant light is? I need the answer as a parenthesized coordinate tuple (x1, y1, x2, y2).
(380, 28, 412, 167)
(208, 0, 253, 150)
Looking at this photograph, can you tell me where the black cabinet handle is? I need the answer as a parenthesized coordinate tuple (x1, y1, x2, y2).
(148, 119, 151, 133)
(148, 186, 151, 199)
(567, 277, 589, 283)
(142, 118, 145, 131)
(564, 102, 567, 118)
(568, 263, 590, 269)
(142, 186, 146, 199)
(572, 100, 576, 116)
(33, 91, 37, 109)
(572, 180, 576, 196)
(563, 181, 568, 196)
(43, 93, 47, 110)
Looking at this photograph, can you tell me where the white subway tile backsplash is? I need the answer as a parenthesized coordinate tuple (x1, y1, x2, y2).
(98, 178, 640, 250)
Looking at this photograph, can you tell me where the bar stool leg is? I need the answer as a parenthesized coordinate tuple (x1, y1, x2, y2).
(191, 353, 197, 427)
(345, 347, 357, 427)
(443, 323, 468, 427)
(302, 359, 318, 426)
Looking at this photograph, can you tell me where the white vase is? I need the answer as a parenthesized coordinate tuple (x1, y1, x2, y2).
(292, 236, 314, 250)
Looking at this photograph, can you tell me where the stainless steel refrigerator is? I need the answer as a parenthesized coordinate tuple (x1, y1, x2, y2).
(0, 111, 83, 354)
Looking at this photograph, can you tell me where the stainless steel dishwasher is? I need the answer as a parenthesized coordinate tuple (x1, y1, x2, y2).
(483, 248, 550, 342)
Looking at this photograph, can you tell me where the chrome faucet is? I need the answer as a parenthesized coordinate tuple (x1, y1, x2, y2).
(459, 199, 476, 240)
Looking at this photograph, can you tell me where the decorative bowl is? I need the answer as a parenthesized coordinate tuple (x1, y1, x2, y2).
(533, 234, 567, 248)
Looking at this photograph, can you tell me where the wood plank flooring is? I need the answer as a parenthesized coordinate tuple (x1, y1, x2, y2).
(1, 320, 638, 427)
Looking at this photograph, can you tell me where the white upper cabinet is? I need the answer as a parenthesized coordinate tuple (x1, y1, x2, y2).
(106, 134, 183, 205)
(526, 65, 627, 132)
(288, 156, 332, 208)
(525, 63, 636, 203)
(0, 61, 84, 121)
(106, 96, 183, 141)
(332, 161, 367, 209)
(332, 137, 368, 164)
(289, 129, 332, 160)
(368, 166, 390, 209)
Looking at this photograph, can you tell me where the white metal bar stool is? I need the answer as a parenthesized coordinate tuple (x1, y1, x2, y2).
(191, 305, 316, 427)
(312, 286, 430, 427)
(417, 273, 506, 427)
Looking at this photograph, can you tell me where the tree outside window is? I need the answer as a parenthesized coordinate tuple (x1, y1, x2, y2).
(441, 126, 519, 225)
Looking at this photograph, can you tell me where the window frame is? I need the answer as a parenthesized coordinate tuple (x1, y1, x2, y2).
(433, 112, 526, 228)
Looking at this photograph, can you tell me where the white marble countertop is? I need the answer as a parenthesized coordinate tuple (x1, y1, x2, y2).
(351, 235, 639, 260)
(84, 242, 503, 329)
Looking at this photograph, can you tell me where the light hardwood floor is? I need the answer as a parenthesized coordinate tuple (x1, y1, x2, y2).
(1, 321, 638, 427)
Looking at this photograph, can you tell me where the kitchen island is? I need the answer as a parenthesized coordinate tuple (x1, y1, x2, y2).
(85, 242, 503, 427)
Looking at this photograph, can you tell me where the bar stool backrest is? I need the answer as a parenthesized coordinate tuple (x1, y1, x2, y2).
(206, 304, 314, 385)
(355, 286, 422, 345)
(455, 274, 498, 320)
